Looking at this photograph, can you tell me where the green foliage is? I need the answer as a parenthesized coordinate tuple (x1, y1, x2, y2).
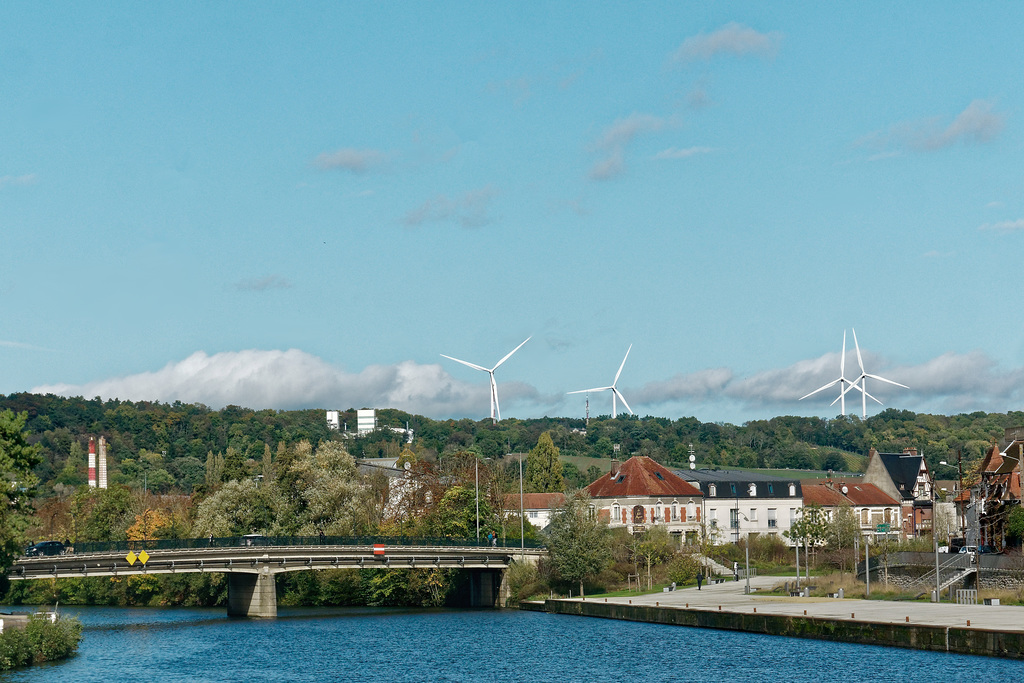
(526, 432, 563, 493)
(0, 615, 82, 670)
(0, 410, 42, 571)
(69, 485, 136, 543)
(1007, 506, 1024, 542)
(666, 553, 703, 584)
(505, 560, 544, 605)
(545, 490, 611, 596)
(426, 486, 489, 539)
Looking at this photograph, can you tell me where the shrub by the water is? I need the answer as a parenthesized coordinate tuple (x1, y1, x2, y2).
(0, 614, 82, 670)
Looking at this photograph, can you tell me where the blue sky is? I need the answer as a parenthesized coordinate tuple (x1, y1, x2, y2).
(2, 3, 1023, 424)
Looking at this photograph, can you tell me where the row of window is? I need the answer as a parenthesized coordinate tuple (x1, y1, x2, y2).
(707, 482, 798, 497)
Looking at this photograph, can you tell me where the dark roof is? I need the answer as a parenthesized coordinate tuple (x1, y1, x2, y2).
(588, 456, 703, 498)
(675, 469, 801, 499)
(877, 453, 924, 499)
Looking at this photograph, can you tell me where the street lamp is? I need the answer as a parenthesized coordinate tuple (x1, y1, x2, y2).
(475, 457, 492, 543)
(737, 511, 751, 595)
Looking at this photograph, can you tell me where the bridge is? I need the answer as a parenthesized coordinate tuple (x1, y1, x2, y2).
(9, 536, 545, 617)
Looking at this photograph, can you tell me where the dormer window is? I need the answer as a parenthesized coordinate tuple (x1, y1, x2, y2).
(748, 483, 757, 496)
(709, 484, 717, 497)
(788, 484, 796, 497)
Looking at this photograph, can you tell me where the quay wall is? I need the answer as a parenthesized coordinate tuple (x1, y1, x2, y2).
(521, 600, 1024, 660)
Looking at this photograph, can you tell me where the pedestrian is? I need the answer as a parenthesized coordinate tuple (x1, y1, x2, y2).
(492, 533, 497, 547)
(697, 572, 704, 591)
(208, 532, 214, 547)
(319, 529, 326, 544)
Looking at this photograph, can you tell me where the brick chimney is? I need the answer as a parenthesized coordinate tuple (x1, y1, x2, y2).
(610, 459, 620, 479)
(903, 447, 918, 456)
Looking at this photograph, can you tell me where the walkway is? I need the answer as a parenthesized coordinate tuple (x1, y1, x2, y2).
(574, 575, 1024, 633)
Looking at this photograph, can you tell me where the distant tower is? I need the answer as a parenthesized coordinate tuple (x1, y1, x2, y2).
(585, 396, 590, 427)
(326, 410, 340, 431)
(98, 436, 108, 489)
(88, 437, 97, 488)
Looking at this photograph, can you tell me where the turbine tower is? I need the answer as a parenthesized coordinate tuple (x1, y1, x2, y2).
(568, 344, 634, 418)
(799, 331, 863, 416)
(837, 328, 909, 419)
(441, 336, 531, 423)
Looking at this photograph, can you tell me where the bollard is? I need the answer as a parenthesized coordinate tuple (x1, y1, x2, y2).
(851, 613, 855, 618)
(803, 610, 807, 615)
(753, 608, 756, 613)
(967, 620, 971, 626)
(905, 616, 909, 623)
(686, 603, 689, 608)
(656, 602, 659, 606)
(718, 606, 722, 611)
(604, 598, 607, 603)
(628, 600, 631, 604)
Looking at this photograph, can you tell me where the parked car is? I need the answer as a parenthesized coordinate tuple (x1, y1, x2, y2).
(24, 541, 65, 557)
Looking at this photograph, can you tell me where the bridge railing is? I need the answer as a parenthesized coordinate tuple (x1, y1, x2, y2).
(68, 535, 544, 555)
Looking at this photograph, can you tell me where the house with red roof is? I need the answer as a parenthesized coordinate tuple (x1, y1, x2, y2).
(960, 436, 1022, 551)
(586, 456, 703, 541)
(802, 480, 901, 541)
(502, 492, 565, 530)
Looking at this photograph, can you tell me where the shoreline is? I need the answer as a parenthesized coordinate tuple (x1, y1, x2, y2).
(520, 576, 1024, 660)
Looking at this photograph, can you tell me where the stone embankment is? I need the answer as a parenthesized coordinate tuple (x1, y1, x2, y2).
(521, 576, 1024, 659)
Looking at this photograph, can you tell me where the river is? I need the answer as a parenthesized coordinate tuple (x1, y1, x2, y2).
(2, 605, 1018, 681)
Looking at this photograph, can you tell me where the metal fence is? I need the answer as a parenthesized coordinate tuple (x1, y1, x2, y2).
(70, 535, 544, 555)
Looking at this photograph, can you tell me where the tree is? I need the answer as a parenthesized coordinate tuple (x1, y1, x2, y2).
(825, 503, 860, 574)
(785, 503, 829, 569)
(526, 432, 563, 493)
(635, 526, 675, 589)
(546, 490, 610, 597)
(0, 410, 42, 570)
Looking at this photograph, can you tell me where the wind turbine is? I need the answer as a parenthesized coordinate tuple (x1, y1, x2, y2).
(799, 331, 864, 416)
(441, 336, 531, 423)
(568, 344, 634, 418)
(837, 328, 909, 419)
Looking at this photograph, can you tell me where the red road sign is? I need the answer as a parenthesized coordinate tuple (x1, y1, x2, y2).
(373, 544, 385, 555)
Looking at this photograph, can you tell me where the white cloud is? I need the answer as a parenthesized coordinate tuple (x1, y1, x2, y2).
(313, 148, 386, 173)
(589, 113, 667, 181)
(858, 100, 1005, 153)
(0, 173, 37, 188)
(978, 219, 1024, 233)
(403, 185, 498, 228)
(654, 146, 713, 160)
(30, 349, 545, 418)
(629, 349, 1024, 419)
(671, 23, 781, 63)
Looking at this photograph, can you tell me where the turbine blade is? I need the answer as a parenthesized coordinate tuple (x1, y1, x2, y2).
(840, 330, 847, 376)
(568, 386, 612, 395)
(614, 387, 633, 415)
(492, 336, 532, 371)
(613, 344, 632, 386)
(440, 355, 488, 373)
(864, 373, 909, 389)
(799, 378, 841, 400)
(852, 328, 865, 373)
(863, 387, 883, 406)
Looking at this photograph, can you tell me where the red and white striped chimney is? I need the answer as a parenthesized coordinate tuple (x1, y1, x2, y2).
(88, 436, 97, 487)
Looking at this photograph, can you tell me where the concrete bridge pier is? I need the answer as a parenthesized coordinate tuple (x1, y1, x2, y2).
(227, 571, 278, 618)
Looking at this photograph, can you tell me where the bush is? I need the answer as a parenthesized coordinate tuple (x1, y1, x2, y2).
(506, 561, 545, 605)
(666, 554, 702, 584)
(0, 615, 82, 671)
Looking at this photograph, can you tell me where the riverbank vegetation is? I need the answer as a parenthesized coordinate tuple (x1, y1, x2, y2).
(0, 614, 83, 671)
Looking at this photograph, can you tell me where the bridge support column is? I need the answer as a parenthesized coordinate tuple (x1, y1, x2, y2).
(227, 572, 277, 618)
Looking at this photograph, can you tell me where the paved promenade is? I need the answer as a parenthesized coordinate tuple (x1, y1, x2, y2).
(571, 575, 1024, 633)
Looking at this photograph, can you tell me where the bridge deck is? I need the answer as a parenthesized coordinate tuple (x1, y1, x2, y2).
(11, 545, 543, 580)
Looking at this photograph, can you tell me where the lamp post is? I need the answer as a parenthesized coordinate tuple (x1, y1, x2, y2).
(475, 457, 491, 543)
(519, 455, 525, 560)
(737, 511, 751, 594)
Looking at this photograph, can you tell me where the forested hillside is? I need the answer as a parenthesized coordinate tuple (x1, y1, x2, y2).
(2, 392, 1019, 497)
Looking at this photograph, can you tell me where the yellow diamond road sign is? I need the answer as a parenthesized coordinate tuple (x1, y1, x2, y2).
(126, 551, 137, 565)
(138, 550, 150, 565)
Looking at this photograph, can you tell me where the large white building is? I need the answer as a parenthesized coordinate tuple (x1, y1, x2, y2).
(679, 469, 803, 546)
